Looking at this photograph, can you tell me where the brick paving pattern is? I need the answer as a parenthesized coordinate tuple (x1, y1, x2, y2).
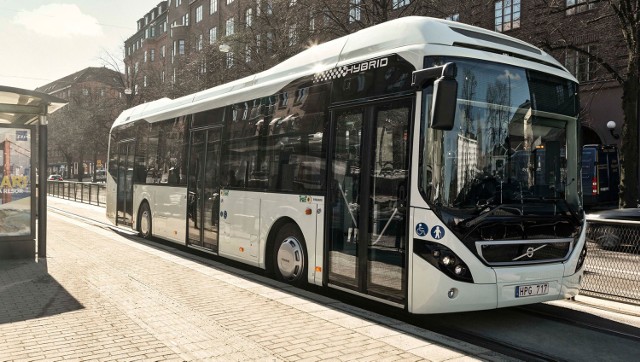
(0, 199, 508, 361)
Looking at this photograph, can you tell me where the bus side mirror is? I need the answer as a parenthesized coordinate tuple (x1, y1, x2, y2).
(431, 75, 457, 130)
(412, 62, 458, 131)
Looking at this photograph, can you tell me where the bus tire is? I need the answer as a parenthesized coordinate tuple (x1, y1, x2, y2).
(138, 202, 152, 239)
(272, 223, 308, 287)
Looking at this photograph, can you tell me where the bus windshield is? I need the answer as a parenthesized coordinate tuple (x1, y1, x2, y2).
(420, 58, 582, 241)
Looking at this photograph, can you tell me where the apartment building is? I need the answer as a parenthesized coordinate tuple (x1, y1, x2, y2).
(36, 67, 124, 179)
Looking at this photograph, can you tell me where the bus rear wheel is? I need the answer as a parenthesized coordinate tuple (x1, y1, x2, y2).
(272, 224, 307, 287)
(138, 202, 152, 239)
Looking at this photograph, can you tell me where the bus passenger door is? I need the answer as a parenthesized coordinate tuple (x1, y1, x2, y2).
(187, 127, 222, 252)
(327, 99, 411, 304)
(116, 140, 135, 227)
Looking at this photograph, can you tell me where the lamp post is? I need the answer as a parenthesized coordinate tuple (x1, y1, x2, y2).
(607, 120, 620, 142)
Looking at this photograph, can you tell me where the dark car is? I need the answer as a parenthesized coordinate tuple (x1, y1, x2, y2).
(47, 174, 63, 181)
(587, 208, 640, 250)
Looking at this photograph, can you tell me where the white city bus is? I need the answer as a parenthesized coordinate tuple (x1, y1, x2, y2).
(107, 17, 587, 314)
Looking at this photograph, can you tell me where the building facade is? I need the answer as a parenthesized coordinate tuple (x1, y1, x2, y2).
(36, 67, 125, 180)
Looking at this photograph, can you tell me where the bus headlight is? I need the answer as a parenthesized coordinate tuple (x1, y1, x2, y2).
(414, 240, 474, 283)
(575, 243, 587, 273)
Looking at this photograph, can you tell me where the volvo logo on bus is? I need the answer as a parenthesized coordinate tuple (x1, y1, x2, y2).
(313, 57, 389, 83)
(513, 244, 548, 261)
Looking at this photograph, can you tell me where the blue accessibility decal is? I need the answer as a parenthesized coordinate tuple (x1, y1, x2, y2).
(415, 223, 428, 237)
(431, 225, 445, 240)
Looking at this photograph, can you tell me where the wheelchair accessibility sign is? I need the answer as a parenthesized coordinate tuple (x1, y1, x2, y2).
(415, 223, 428, 237)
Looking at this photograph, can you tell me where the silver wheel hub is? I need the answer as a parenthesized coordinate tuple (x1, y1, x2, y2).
(276, 237, 304, 281)
(140, 210, 150, 235)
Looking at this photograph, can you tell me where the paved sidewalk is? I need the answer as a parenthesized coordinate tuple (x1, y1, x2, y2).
(0, 198, 508, 361)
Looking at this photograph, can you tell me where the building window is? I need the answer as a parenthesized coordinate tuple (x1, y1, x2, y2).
(289, 0, 297, 5)
(82, 88, 89, 96)
(309, 11, 315, 31)
(226, 52, 234, 68)
(144, 50, 148, 62)
(196, 5, 203, 23)
(288, 24, 297, 46)
(392, 0, 410, 9)
(495, 0, 520, 32)
(150, 49, 155, 61)
(197, 34, 203, 51)
(209, 27, 217, 44)
(227, 0, 234, 4)
(175, 0, 181, 7)
(246, 8, 253, 27)
(161, 45, 166, 57)
(144, 75, 148, 87)
(349, 0, 361, 23)
(565, 45, 597, 82)
(566, 0, 596, 15)
(245, 44, 251, 62)
(446, 13, 460, 22)
(226, 17, 235, 36)
(162, 70, 165, 83)
(266, 32, 273, 53)
(266, 0, 273, 15)
(255, 34, 261, 53)
(210, 0, 217, 14)
(174, 40, 185, 56)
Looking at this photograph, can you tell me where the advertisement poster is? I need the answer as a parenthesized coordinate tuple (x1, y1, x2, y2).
(0, 127, 33, 238)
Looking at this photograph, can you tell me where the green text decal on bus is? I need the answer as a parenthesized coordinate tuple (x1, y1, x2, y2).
(107, 17, 586, 314)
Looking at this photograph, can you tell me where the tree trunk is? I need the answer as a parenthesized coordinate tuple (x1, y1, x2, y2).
(620, 73, 639, 208)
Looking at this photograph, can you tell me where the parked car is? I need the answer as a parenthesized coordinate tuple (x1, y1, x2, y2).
(47, 174, 63, 181)
(588, 208, 640, 250)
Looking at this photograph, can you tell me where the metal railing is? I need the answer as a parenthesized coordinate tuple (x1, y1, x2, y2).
(47, 180, 107, 207)
(583, 218, 640, 305)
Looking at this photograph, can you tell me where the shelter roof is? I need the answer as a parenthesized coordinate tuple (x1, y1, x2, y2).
(0, 86, 67, 125)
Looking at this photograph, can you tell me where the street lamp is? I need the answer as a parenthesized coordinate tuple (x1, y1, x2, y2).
(607, 121, 619, 140)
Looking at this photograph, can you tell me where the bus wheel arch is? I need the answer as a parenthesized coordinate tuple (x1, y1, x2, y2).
(267, 219, 308, 286)
(137, 201, 152, 239)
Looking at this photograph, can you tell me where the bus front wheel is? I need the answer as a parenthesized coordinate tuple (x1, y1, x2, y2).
(138, 202, 152, 239)
(272, 224, 308, 287)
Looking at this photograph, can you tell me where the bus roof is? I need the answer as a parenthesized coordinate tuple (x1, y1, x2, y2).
(113, 16, 573, 129)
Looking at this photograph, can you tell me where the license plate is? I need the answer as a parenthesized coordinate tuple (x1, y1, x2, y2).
(515, 283, 549, 298)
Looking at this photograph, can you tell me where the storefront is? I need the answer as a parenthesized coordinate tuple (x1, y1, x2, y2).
(0, 86, 66, 259)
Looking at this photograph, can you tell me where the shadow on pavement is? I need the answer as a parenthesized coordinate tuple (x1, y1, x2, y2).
(0, 258, 83, 325)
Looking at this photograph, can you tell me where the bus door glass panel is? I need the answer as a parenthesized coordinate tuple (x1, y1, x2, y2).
(116, 140, 135, 226)
(187, 131, 206, 248)
(329, 108, 363, 289)
(203, 128, 221, 251)
(329, 102, 410, 303)
(367, 101, 410, 302)
(188, 128, 222, 251)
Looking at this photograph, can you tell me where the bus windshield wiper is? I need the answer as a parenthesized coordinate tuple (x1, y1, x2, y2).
(461, 204, 522, 228)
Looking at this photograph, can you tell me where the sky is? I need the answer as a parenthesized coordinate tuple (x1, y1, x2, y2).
(0, 0, 162, 90)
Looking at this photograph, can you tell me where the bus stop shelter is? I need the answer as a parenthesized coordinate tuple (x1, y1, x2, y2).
(0, 86, 66, 259)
